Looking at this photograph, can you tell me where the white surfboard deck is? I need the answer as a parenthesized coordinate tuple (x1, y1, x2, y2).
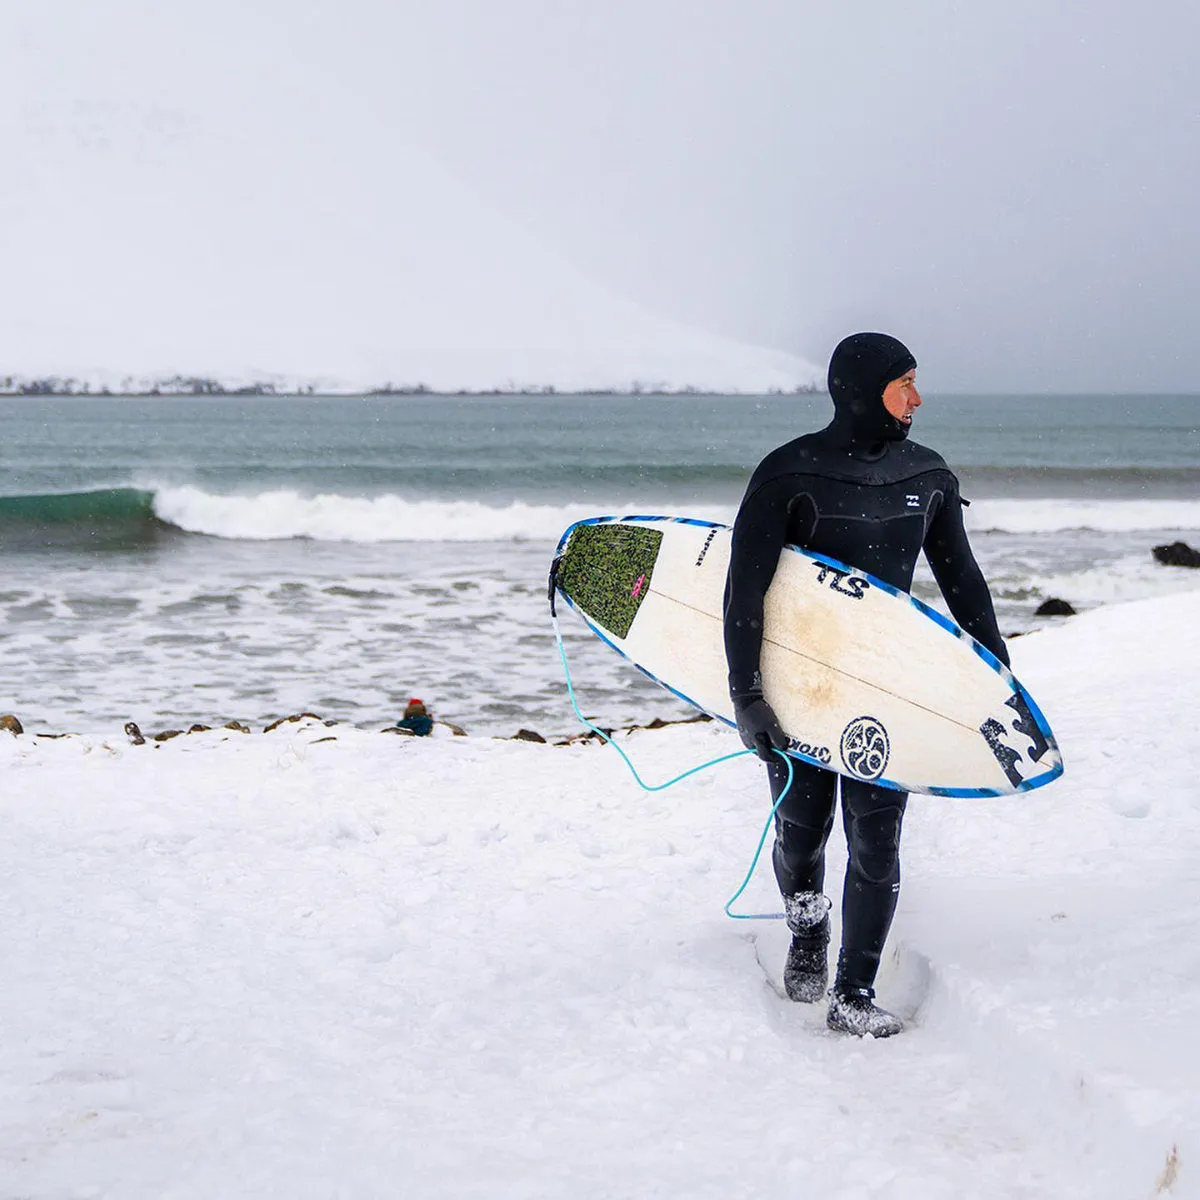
(552, 515, 1062, 797)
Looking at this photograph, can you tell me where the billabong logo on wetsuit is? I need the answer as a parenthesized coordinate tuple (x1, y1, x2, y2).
(840, 716, 890, 780)
(812, 563, 870, 599)
(787, 737, 832, 765)
(979, 691, 1053, 787)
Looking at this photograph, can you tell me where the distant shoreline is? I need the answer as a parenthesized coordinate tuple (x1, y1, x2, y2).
(0, 376, 822, 399)
(6, 380, 1197, 400)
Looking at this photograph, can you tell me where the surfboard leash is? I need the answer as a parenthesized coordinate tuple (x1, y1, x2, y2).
(548, 558, 787, 920)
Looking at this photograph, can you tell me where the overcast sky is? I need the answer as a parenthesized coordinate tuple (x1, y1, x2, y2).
(11, 1, 1200, 391)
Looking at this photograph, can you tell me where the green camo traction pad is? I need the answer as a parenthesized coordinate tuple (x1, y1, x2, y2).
(557, 522, 664, 640)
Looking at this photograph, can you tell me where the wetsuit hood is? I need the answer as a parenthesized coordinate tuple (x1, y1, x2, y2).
(826, 332, 917, 451)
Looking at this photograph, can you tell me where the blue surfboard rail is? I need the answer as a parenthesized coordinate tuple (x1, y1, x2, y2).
(551, 515, 1064, 799)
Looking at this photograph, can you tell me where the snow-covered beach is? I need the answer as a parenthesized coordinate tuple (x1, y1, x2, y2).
(3, 588, 1198, 1198)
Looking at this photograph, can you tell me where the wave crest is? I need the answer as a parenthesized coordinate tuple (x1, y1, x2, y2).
(151, 487, 631, 542)
(0, 487, 168, 547)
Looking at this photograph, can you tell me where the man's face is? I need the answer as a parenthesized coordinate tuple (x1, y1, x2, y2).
(881, 370, 921, 426)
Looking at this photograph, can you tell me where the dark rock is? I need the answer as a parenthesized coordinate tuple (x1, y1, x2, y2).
(264, 712, 323, 733)
(224, 721, 251, 733)
(0, 714, 24, 735)
(187, 724, 212, 734)
(643, 713, 712, 731)
(555, 728, 615, 746)
(1034, 597, 1077, 617)
(124, 721, 145, 745)
(439, 721, 468, 737)
(512, 728, 547, 743)
(153, 729, 183, 742)
(1152, 541, 1200, 568)
(553, 710, 718, 745)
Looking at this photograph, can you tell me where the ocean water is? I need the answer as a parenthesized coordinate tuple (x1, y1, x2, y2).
(1, 393, 1198, 737)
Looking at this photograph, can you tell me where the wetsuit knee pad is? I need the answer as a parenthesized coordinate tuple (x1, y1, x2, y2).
(767, 759, 838, 896)
(842, 783, 908, 887)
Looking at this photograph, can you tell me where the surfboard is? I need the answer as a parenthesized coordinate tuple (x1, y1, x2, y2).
(551, 515, 1063, 797)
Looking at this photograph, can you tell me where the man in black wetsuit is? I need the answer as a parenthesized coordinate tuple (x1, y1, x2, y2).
(724, 332, 1008, 1038)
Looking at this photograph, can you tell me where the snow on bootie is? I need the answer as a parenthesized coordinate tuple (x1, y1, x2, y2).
(782, 891, 831, 1003)
(826, 985, 904, 1038)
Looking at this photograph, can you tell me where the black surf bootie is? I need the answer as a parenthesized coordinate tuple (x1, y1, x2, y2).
(826, 985, 904, 1038)
(782, 891, 832, 1002)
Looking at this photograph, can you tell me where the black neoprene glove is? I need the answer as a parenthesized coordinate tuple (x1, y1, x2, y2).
(733, 695, 788, 762)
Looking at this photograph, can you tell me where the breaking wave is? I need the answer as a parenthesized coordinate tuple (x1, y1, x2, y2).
(2, 486, 1198, 549)
(150, 487, 657, 543)
(0, 487, 172, 548)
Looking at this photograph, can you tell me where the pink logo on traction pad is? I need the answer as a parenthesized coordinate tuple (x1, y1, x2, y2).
(631, 573, 646, 599)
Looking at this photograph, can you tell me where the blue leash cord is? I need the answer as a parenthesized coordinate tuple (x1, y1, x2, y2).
(721, 752, 791, 921)
(550, 607, 789, 921)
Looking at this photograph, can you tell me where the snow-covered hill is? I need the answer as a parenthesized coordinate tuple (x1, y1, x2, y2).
(0, 10, 820, 395)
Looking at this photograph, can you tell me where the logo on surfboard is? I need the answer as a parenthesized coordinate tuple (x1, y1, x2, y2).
(813, 562, 870, 599)
(788, 737, 832, 765)
(840, 716, 891, 779)
(978, 691, 1054, 788)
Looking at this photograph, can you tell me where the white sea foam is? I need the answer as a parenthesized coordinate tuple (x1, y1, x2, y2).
(967, 498, 1200, 534)
(8, 487, 1198, 738)
(1020, 553, 1200, 607)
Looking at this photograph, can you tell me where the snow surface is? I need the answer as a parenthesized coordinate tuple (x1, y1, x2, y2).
(2, 589, 1199, 1197)
(0, 10, 820, 396)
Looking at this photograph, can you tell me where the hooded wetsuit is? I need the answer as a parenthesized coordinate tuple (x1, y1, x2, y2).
(723, 332, 1007, 991)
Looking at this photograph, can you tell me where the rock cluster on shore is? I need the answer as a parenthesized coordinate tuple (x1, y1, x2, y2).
(1, 709, 715, 746)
